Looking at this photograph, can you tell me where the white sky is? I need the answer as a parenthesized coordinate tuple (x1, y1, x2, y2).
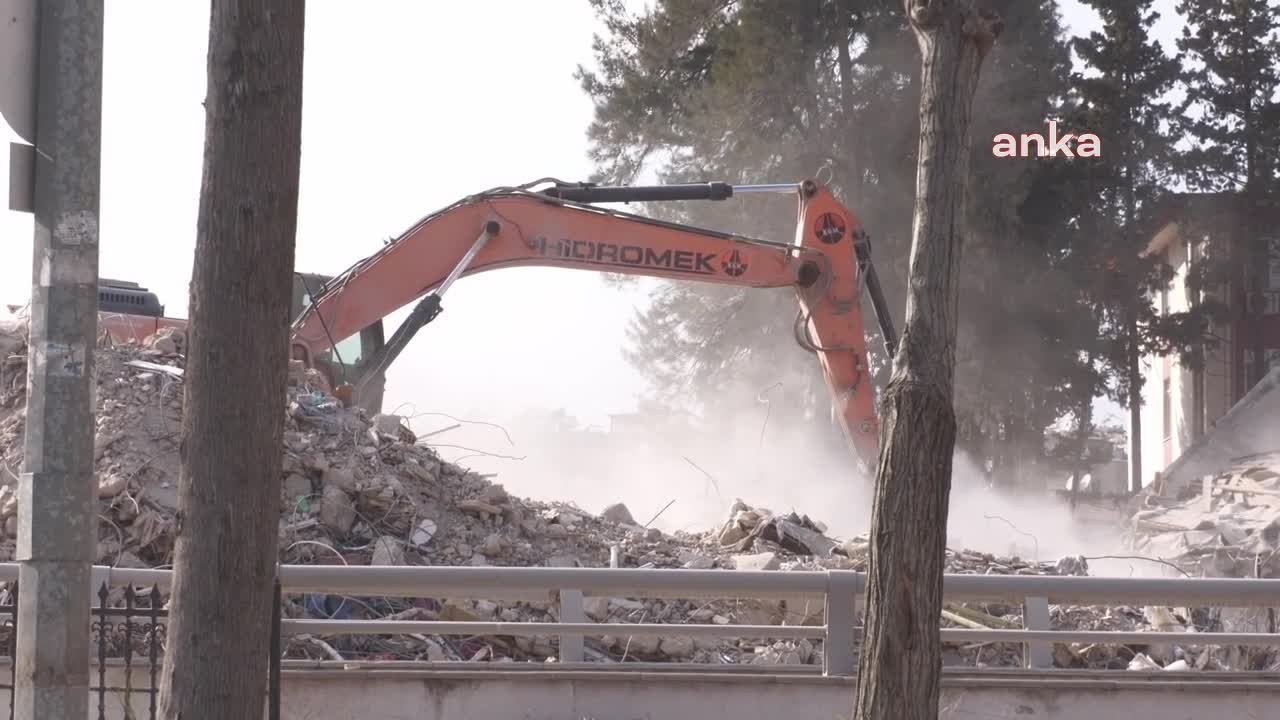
(0, 0, 1182, 435)
(1, 1, 653, 432)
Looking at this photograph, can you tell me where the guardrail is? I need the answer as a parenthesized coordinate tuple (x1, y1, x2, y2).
(1, 563, 1277, 677)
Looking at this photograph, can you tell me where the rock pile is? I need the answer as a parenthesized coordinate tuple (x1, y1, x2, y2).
(1127, 451, 1280, 579)
(2, 322, 1272, 670)
(1108, 450, 1280, 671)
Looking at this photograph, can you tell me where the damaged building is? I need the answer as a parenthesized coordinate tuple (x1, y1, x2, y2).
(1133, 191, 1280, 491)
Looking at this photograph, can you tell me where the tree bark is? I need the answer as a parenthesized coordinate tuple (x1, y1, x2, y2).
(1069, 386, 1094, 509)
(853, 2, 1000, 720)
(1127, 305, 1143, 492)
(157, 2, 305, 718)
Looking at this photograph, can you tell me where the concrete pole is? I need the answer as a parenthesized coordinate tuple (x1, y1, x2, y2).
(14, 1, 103, 718)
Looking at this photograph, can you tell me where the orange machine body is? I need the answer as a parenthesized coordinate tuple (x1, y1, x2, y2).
(291, 179, 886, 464)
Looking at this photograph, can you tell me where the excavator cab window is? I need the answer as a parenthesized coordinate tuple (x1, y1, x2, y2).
(329, 332, 366, 368)
(291, 273, 387, 410)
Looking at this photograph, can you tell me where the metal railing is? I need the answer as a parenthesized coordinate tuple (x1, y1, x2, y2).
(0, 562, 1277, 684)
(0, 578, 166, 720)
(264, 565, 1280, 674)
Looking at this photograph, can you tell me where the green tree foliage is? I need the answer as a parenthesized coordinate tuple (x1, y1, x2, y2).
(1066, 0, 1184, 389)
(1054, 0, 1227, 489)
(1175, 0, 1280, 387)
(577, 0, 1092, 482)
(579, 0, 1090, 483)
(1176, 0, 1280, 193)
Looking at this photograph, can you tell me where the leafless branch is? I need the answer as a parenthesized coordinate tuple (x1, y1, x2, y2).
(419, 423, 461, 439)
(982, 513, 1040, 562)
(430, 445, 527, 461)
(1081, 554, 1190, 577)
(400, 409, 516, 446)
(643, 499, 676, 529)
(682, 456, 722, 502)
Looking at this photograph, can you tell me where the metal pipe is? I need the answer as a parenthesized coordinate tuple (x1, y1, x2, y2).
(274, 565, 1280, 607)
(730, 183, 803, 195)
(437, 221, 500, 298)
(853, 234, 898, 357)
(863, 262, 898, 357)
(10, 563, 1280, 611)
(942, 573, 1280, 607)
(277, 659, 822, 674)
(940, 628, 1280, 645)
(281, 619, 826, 639)
(543, 182, 734, 204)
(275, 565, 830, 601)
(279, 623, 1280, 647)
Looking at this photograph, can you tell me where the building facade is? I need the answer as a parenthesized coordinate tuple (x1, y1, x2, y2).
(1130, 193, 1280, 490)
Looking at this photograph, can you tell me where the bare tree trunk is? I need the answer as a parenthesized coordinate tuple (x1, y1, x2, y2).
(1069, 389, 1094, 509)
(1126, 306, 1143, 492)
(157, 3, 305, 718)
(853, 3, 1001, 720)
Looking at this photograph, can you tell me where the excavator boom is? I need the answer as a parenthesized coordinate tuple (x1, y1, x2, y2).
(291, 178, 897, 466)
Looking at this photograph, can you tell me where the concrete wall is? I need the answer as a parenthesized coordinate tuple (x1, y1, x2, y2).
(27, 663, 1280, 719)
(1135, 226, 1280, 490)
(273, 668, 1279, 720)
(1134, 231, 1235, 490)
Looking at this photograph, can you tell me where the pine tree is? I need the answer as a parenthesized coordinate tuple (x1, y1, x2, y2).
(1065, 0, 1185, 491)
(578, 0, 1080, 482)
(1176, 0, 1280, 387)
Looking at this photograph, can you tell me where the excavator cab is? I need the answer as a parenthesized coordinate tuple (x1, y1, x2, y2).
(291, 272, 387, 414)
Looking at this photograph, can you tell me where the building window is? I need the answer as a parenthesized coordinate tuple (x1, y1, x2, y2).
(1245, 349, 1280, 383)
(1162, 377, 1172, 441)
(1268, 236, 1280, 291)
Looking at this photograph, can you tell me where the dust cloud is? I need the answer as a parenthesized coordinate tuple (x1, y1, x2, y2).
(405, 391, 1130, 570)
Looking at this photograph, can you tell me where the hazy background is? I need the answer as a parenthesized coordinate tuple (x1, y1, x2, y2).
(1, 1, 1183, 562)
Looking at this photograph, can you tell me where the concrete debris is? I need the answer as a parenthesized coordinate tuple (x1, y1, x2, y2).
(411, 519, 438, 547)
(732, 552, 780, 571)
(319, 484, 357, 535)
(658, 636, 695, 658)
(600, 503, 635, 526)
(1128, 653, 1160, 671)
(3, 334, 1270, 670)
(1128, 450, 1280, 578)
(97, 471, 127, 498)
(583, 596, 610, 621)
(370, 536, 405, 566)
(1107, 450, 1280, 672)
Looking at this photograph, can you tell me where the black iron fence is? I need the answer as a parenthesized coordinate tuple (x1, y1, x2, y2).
(0, 582, 166, 720)
(0, 579, 284, 720)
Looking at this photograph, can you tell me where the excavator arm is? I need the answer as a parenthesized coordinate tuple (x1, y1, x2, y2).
(290, 178, 897, 466)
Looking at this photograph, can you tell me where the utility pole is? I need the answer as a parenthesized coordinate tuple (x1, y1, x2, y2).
(13, 2, 104, 718)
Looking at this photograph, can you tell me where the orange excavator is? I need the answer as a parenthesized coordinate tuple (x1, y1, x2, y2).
(291, 177, 898, 463)
(98, 178, 898, 465)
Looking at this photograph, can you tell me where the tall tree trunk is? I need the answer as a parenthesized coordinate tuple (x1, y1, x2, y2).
(1240, 2, 1267, 390)
(853, 3, 1001, 720)
(157, 3, 305, 718)
(1127, 304, 1143, 493)
(1068, 386, 1094, 509)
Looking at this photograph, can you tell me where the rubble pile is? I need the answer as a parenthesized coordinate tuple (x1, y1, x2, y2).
(1127, 451, 1280, 579)
(2, 322, 1273, 670)
(1102, 451, 1280, 671)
